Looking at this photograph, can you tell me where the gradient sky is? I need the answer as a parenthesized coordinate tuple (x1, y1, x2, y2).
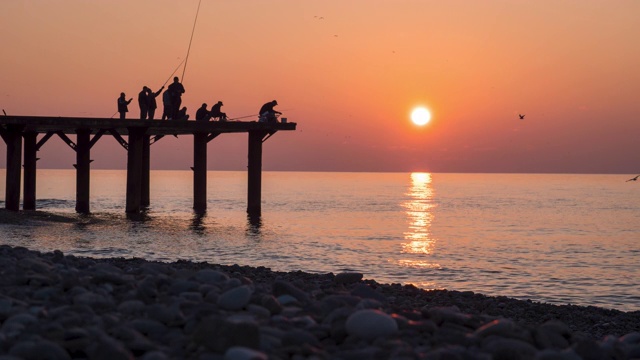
(1, 1, 639, 173)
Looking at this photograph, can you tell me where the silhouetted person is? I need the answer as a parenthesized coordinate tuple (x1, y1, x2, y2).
(168, 76, 185, 120)
(177, 106, 189, 121)
(138, 86, 149, 119)
(195, 103, 210, 121)
(162, 89, 172, 120)
(117, 92, 133, 119)
(259, 100, 281, 123)
(210, 101, 227, 121)
(146, 86, 164, 120)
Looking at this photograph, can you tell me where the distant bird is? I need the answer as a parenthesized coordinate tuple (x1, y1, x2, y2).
(518, 114, 525, 120)
(626, 175, 640, 182)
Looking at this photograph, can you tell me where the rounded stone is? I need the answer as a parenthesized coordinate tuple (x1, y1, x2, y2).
(217, 285, 252, 311)
(334, 272, 363, 285)
(224, 346, 267, 360)
(345, 309, 399, 340)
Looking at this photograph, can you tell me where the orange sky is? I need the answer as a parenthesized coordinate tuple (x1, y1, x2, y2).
(1, 1, 639, 173)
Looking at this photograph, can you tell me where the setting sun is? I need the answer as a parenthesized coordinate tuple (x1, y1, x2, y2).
(411, 107, 432, 126)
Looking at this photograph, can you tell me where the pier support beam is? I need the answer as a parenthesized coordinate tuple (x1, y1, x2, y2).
(3, 126, 23, 211)
(247, 131, 266, 215)
(75, 129, 91, 213)
(193, 132, 207, 213)
(126, 128, 145, 213)
(142, 134, 150, 207)
(23, 131, 37, 210)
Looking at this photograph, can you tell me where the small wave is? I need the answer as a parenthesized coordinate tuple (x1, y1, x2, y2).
(37, 199, 76, 208)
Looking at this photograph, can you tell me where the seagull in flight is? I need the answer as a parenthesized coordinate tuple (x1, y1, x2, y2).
(626, 175, 640, 182)
(518, 114, 525, 120)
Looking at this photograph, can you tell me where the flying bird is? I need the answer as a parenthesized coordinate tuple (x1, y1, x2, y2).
(518, 114, 525, 120)
(626, 175, 640, 182)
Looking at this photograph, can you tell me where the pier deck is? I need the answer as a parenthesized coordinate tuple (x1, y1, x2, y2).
(1, 115, 296, 215)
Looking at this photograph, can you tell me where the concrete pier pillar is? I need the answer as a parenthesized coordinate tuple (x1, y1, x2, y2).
(193, 132, 208, 213)
(126, 128, 145, 213)
(75, 129, 91, 213)
(247, 131, 265, 215)
(4, 126, 23, 211)
(142, 134, 150, 207)
(23, 131, 37, 210)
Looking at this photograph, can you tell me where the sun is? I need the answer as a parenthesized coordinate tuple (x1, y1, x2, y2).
(411, 107, 431, 126)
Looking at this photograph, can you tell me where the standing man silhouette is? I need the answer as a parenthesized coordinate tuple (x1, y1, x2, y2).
(146, 86, 164, 120)
(117, 92, 133, 119)
(138, 86, 149, 119)
(167, 76, 185, 120)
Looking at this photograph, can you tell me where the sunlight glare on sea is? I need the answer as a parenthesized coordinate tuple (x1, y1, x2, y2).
(1, 170, 639, 311)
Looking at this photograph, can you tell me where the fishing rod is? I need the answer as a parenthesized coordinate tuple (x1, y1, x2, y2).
(228, 109, 294, 121)
(162, 58, 187, 87)
(181, 0, 202, 84)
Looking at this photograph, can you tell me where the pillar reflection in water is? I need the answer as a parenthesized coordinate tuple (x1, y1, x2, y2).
(399, 172, 440, 271)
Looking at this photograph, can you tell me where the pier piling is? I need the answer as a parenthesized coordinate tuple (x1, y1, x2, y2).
(3, 126, 24, 211)
(193, 132, 208, 213)
(247, 131, 266, 215)
(22, 131, 37, 210)
(75, 129, 91, 213)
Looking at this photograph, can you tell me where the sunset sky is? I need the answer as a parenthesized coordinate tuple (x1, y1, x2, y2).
(1, 1, 639, 173)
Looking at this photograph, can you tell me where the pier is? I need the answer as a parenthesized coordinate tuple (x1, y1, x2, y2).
(0, 116, 296, 215)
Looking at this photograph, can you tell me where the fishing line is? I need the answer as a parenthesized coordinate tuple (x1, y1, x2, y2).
(181, 0, 202, 84)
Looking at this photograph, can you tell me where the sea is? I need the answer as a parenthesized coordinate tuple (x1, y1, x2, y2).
(1, 170, 639, 312)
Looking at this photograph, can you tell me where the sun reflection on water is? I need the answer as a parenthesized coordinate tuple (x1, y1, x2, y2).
(400, 172, 440, 269)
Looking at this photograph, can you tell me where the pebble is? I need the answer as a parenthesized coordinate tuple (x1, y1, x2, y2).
(224, 346, 267, 360)
(345, 309, 399, 340)
(0, 245, 637, 359)
(217, 285, 252, 310)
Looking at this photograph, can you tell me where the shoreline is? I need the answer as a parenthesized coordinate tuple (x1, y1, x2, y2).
(1, 245, 639, 359)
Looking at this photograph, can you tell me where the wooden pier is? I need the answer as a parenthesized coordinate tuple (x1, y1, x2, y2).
(0, 116, 296, 215)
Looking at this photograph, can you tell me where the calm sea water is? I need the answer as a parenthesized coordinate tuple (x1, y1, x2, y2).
(1, 170, 639, 311)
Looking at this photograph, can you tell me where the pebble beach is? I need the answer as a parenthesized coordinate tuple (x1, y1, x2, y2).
(0, 245, 639, 359)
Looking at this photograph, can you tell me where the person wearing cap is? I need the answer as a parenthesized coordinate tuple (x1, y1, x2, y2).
(258, 100, 281, 123)
(210, 101, 227, 121)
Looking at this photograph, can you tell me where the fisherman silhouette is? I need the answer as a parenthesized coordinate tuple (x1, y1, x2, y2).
(146, 86, 164, 120)
(138, 86, 149, 119)
(161, 89, 172, 120)
(518, 114, 525, 120)
(259, 100, 281, 123)
(626, 175, 640, 182)
(195, 103, 210, 121)
(117, 92, 133, 120)
(168, 76, 185, 120)
(210, 101, 227, 121)
(177, 106, 189, 121)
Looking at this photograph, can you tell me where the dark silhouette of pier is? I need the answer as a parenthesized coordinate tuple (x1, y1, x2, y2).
(0, 116, 296, 215)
